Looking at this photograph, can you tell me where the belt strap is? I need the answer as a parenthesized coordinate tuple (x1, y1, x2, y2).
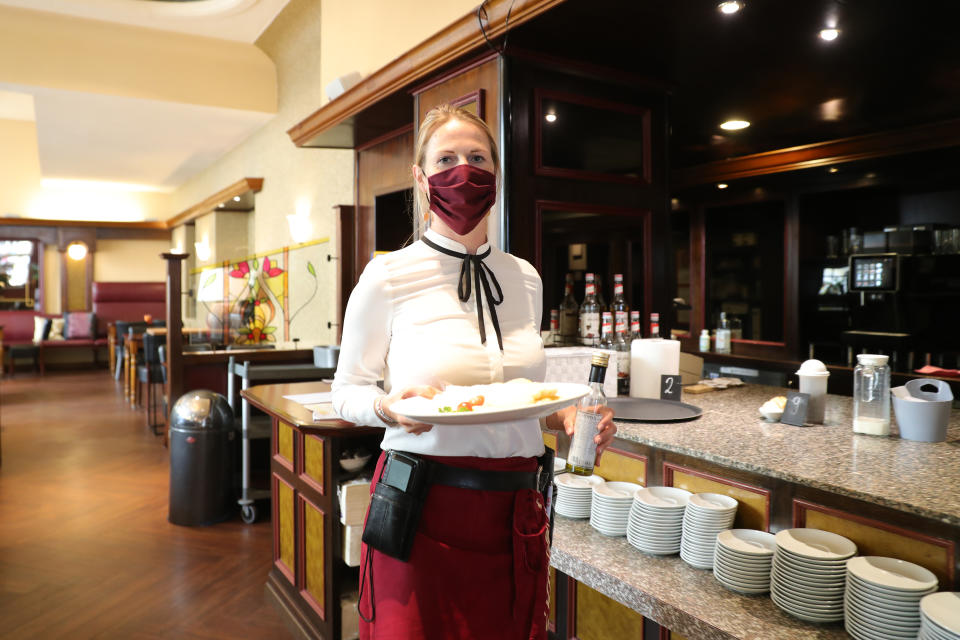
(430, 461, 538, 492)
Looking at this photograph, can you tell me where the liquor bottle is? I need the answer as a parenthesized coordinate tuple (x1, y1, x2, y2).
(549, 309, 560, 346)
(559, 274, 579, 345)
(629, 310, 641, 340)
(579, 273, 600, 346)
(716, 312, 732, 354)
(566, 352, 609, 476)
(614, 310, 631, 396)
(649, 312, 661, 339)
(599, 311, 614, 349)
(611, 273, 629, 318)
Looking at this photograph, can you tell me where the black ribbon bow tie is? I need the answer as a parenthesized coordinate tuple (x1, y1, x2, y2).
(422, 235, 504, 351)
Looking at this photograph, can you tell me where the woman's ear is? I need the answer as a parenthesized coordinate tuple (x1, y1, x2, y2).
(412, 164, 430, 195)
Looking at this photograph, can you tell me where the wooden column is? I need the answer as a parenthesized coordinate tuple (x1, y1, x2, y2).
(162, 253, 188, 422)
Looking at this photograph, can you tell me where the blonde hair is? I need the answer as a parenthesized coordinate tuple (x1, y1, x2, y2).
(413, 104, 500, 233)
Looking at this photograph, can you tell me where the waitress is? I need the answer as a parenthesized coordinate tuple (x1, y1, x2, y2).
(332, 103, 616, 640)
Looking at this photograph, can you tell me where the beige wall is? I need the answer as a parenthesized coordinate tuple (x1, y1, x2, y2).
(93, 238, 171, 283)
(42, 244, 61, 315)
(319, 0, 479, 106)
(164, 0, 484, 345)
(0, 5, 276, 113)
(0, 118, 42, 215)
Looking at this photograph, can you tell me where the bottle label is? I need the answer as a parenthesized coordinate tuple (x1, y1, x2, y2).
(615, 311, 627, 333)
(585, 283, 596, 296)
(580, 312, 600, 342)
(568, 411, 602, 468)
(630, 320, 640, 334)
(561, 311, 578, 337)
(614, 283, 623, 295)
(550, 309, 559, 331)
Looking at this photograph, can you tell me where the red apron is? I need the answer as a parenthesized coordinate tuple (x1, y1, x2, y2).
(359, 452, 551, 640)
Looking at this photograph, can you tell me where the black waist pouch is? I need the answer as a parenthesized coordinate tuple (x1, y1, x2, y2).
(537, 447, 557, 545)
(362, 451, 430, 562)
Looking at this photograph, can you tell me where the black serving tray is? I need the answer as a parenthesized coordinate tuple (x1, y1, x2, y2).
(607, 397, 703, 423)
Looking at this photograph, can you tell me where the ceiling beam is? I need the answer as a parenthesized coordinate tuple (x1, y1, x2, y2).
(286, 0, 564, 148)
(672, 119, 960, 188)
(164, 177, 264, 229)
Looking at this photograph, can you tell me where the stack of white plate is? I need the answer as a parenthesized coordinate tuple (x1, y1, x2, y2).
(589, 481, 642, 536)
(770, 528, 856, 623)
(713, 529, 775, 594)
(626, 486, 691, 554)
(844, 556, 938, 640)
(679, 493, 738, 569)
(920, 592, 960, 640)
(554, 473, 604, 518)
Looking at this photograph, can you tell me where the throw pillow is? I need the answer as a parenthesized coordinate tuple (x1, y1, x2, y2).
(48, 317, 65, 340)
(32, 316, 52, 343)
(64, 311, 96, 340)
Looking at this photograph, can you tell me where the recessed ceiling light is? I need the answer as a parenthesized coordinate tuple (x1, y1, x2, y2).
(819, 28, 840, 41)
(828, 167, 838, 173)
(720, 119, 750, 130)
(233, 196, 241, 202)
(865, 172, 877, 179)
(544, 112, 557, 123)
(717, 183, 729, 190)
(718, 1, 743, 14)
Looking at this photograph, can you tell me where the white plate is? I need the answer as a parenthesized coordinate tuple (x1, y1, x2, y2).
(775, 528, 857, 560)
(556, 474, 605, 489)
(921, 593, 960, 633)
(635, 486, 693, 508)
(391, 382, 590, 425)
(688, 493, 739, 511)
(848, 556, 939, 592)
(717, 529, 776, 555)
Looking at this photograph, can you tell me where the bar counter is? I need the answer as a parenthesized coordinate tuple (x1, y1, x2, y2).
(246, 381, 959, 640)
(548, 384, 959, 640)
(611, 384, 960, 526)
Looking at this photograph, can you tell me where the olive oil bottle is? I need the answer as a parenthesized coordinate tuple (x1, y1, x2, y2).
(565, 352, 609, 476)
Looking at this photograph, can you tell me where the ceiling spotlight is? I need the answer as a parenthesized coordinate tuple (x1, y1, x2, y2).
(819, 28, 840, 41)
(218, 203, 224, 208)
(718, 1, 742, 14)
(717, 183, 729, 190)
(720, 119, 750, 131)
(544, 112, 557, 123)
(233, 196, 241, 202)
(865, 172, 877, 179)
(828, 167, 839, 174)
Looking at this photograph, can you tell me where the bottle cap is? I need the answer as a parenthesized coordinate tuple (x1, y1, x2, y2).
(591, 352, 610, 367)
(856, 354, 889, 367)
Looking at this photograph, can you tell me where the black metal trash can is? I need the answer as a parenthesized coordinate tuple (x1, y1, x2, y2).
(168, 390, 235, 526)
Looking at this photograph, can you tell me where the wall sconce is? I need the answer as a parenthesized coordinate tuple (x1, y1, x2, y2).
(194, 237, 211, 262)
(66, 241, 88, 261)
(287, 198, 313, 244)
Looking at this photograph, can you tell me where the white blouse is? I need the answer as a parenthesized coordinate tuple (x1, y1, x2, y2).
(331, 228, 547, 458)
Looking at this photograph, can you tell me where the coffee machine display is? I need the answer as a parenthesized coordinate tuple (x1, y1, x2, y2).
(850, 254, 898, 292)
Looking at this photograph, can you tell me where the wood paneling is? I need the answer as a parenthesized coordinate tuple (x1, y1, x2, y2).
(663, 462, 770, 531)
(415, 55, 500, 134)
(274, 473, 296, 584)
(300, 495, 326, 620)
(277, 420, 294, 467)
(303, 434, 325, 494)
(287, 0, 562, 147)
(355, 127, 415, 280)
(794, 499, 955, 587)
(575, 580, 645, 640)
(593, 447, 647, 486)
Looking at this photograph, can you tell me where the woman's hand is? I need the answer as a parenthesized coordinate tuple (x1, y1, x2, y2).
(380, 385, 442, 435)
(548, 404, 617, 466)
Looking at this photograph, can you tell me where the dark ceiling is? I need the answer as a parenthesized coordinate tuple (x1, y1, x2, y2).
(511, 0, 960, 170)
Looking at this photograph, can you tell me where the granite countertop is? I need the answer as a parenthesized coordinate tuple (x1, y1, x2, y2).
(611, 384, 960, 525)
(552, 518, 849, 640)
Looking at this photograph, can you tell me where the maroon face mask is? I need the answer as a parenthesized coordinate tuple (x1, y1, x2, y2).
(427, 164, 496, 235)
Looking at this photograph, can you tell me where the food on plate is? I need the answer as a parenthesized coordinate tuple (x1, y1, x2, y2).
(758, 395, 787, 421)
(768, 396, 787, 410)
(434, 381, 561, 413)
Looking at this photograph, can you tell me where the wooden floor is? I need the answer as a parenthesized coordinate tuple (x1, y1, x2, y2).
(0, 370, 294, 639)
